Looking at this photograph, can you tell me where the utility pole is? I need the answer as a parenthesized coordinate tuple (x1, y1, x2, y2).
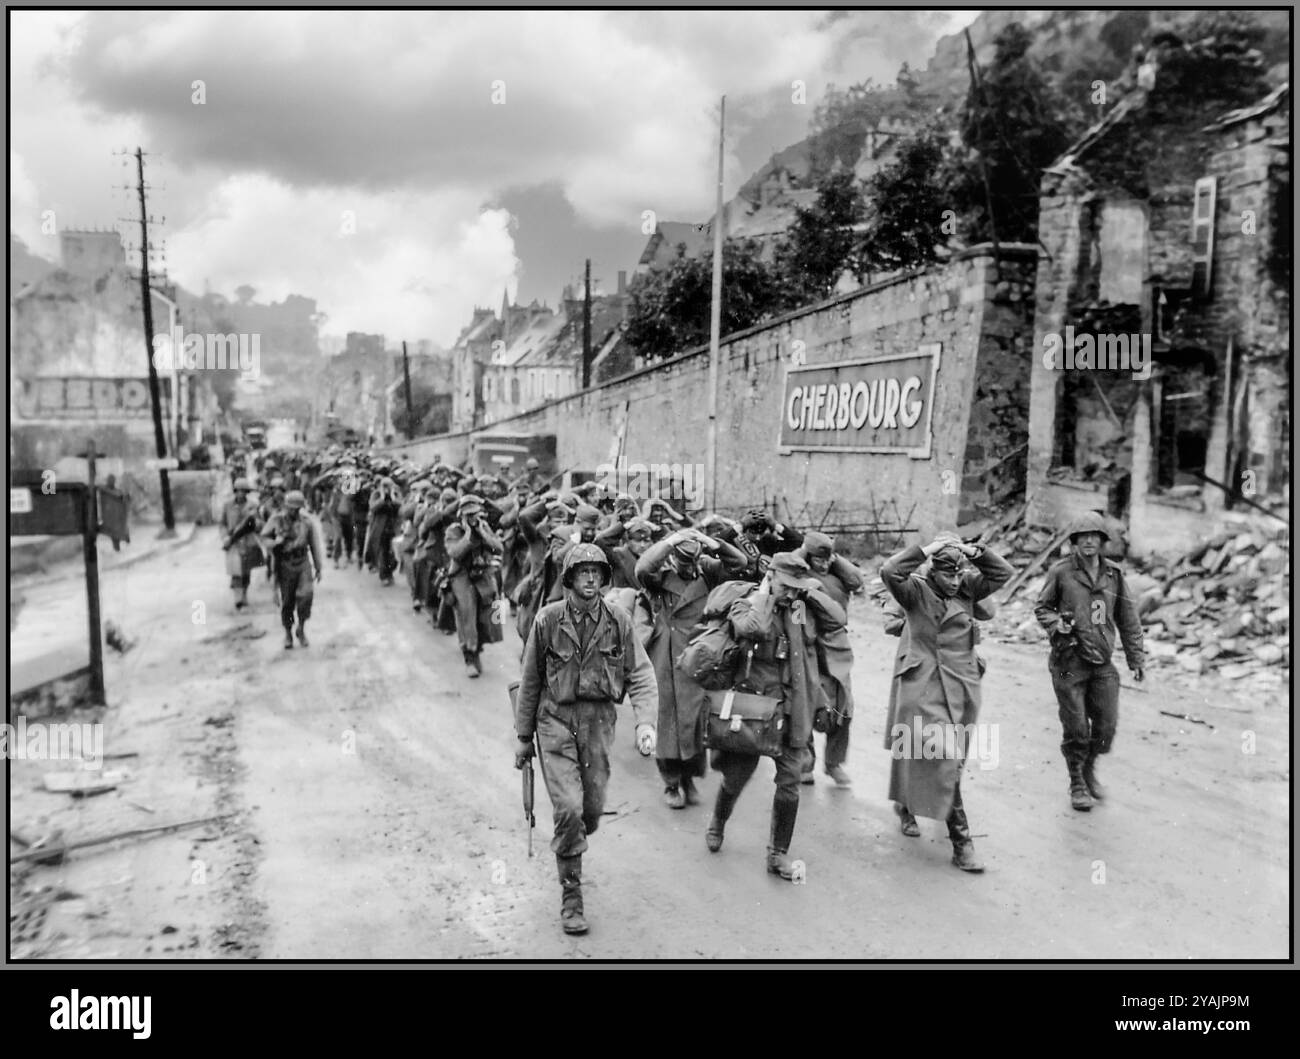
(78, 439, 107, 705)
(706, 96, 726, 511)
(402, 340, 416, 439)
(964, 30, 1000, 274)
(135, 147, 176, 535)
(582, 259, 593, 389)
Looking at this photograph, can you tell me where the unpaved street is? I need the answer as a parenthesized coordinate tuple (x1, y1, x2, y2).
(9, 528, 1289, 959)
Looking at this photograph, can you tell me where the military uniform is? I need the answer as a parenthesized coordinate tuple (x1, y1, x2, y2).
(880, 540, 1013, 870)
(797, 531, 861, 784)
(705, 553, 846, 879)
(260, 491, 324, 649)
(636, 530, 749, 807)
(443, 496, 505, 676)
(1034, 512, 1145, 810)
(220, 480, 263, 608)
(515, 544, 658, 934)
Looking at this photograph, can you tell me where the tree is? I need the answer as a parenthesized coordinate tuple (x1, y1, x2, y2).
(773, 169, 866, 306)
(624, 239, 784, 360)
(857, 125, 955, 273)
(956, 23, 1072, 244)
(1146, 12, 1270, 120)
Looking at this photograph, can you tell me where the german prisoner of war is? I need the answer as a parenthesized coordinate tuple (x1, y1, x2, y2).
(879, 533, 1013, 872)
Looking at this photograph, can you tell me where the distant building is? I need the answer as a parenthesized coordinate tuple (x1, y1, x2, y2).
(480, 283, 630, 425)
(10, 228, 221, 474)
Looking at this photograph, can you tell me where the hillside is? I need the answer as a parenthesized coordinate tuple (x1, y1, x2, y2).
(737, 8, 1290, 204)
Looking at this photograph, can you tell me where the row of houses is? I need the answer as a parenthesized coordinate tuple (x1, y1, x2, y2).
(445, 118, 918, 433)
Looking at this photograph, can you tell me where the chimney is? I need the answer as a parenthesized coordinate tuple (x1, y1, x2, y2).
(617, 270, 627, 295)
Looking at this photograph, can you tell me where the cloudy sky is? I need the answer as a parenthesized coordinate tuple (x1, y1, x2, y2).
(10, 9, 976, 347)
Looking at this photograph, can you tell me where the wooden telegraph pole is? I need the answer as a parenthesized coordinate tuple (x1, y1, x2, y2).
(78, 439, 107, 705)
(135, 147, 177, 535)
(706, 96, 726, 511)
(582, 259, 593, 389)
(402, 340, 416, 439)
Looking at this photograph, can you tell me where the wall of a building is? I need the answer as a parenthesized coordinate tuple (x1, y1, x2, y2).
(389, 245, 1037, 542)
(1026, 89, 1290, 556)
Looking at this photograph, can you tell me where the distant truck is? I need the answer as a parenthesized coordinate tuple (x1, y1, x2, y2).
(471, 432, 556, 479)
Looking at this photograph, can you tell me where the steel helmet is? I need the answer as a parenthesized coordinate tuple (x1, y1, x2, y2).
(1067, 511, 1110, 542)
(233, 477, 252, 492)
(284, 490, 307, 509)
(562, 542, 611, 587)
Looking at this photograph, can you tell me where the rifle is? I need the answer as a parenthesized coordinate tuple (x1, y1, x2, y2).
(523, 755, 536, 858)
(223, 511, 257, 550)
(508, 680, 536, 857)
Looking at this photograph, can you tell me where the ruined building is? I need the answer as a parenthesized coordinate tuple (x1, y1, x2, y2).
(1026, 51, 1289, 555)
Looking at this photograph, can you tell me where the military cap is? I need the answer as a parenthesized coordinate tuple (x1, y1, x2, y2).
(930, 545, 965, 572)
(802, 531, 834, 560)
(769, 552, 819, 592)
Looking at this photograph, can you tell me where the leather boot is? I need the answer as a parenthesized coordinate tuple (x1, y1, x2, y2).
(706, 784, 740, 853)
(895, 802, 921, 837)
(283, 627, 294, 650)
(1068, 754, 1093, 811)
(766, 792, 800, 879)
(556, 854, 587, 935)
(1083, 749, 1105, 801)
(296, 621, 309, 647)
(947, 787, 984, 872)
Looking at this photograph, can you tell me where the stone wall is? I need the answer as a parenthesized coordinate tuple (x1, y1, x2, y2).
(389, 245, 1037, 544)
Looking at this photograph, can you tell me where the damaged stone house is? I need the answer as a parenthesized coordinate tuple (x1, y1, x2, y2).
(1026, 67, 1290, 556)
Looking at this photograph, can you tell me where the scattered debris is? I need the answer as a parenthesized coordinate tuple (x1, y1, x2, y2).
(104, 620, 136, 654)
(10, 813, 235, 865)
(42, 769, 129, 796)
(1159, 710, 1216, 730)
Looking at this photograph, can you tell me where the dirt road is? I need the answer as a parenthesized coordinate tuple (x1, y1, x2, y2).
(9, 528, 1289, 959)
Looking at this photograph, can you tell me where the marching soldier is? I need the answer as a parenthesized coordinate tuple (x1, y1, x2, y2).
(636, 527, 749, 809)
(880, 534, 1013, 872)
(443, 494, 505, 677)
(260, 490, 325, 650)
(514, 543, 658, 935)
(795, 531, 861, 786)
(705, 553, 846, 879)
(1034, 511, 1146, 811)
(220, 478, 263, 610)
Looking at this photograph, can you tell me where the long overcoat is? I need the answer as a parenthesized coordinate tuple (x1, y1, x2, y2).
(879, 544, 1013, 819)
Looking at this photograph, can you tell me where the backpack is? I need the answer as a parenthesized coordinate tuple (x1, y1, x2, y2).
(675, 580, 758, 690)
(676, 619, 743, 691)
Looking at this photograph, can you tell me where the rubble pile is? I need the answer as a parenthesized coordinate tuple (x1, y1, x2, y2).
(1127, 528, 1289, 680)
